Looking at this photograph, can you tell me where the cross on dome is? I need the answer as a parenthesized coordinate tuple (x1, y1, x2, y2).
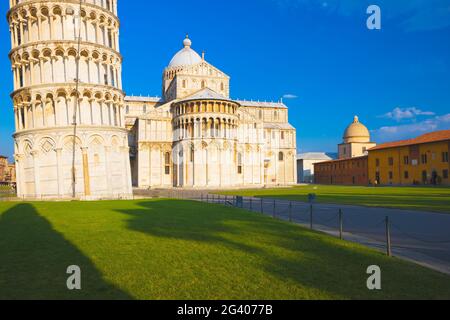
(183, 34, 192, 48)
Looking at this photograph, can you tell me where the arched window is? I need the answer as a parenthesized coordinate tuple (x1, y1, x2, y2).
(279, 152, 284, 161)
(259, 110, 263, 120)
(143, 104, 147, 113)
(110, 66, 115, 86)
(210, 120, 214, 137)
(201, 80, 206, 88)
(237, 153, 243, 174)
(164, 152, 171, 175)
(190, 145, 195, 163)
(125, 105, 129, 114)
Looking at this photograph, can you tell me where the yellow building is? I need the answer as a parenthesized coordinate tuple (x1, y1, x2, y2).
(368, 130, 450, 186)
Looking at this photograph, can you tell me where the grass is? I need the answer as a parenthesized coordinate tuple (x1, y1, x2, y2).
(218, 185, 450, 213)
(0, 199, 450, 300)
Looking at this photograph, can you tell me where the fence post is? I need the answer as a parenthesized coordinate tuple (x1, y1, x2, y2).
(249, 198, 253, 211)
(339, 209, 343, 240)
(273, 200, 276, 218)
(260, 198, 264, 214)
(289, 202, 292, 222)
(386, 216, 392, 257)
(206, 194, 209, 203)
(310, 204, 313, 229)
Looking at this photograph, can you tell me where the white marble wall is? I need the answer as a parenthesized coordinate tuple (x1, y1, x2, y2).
(9, 0, 132, 199)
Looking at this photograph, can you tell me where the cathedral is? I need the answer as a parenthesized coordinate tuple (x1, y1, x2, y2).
(7, 0, 297, 199)
(125, 36, 297, 189)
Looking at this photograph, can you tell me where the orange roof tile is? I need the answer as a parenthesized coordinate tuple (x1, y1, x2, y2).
(369, 130, 450, 151)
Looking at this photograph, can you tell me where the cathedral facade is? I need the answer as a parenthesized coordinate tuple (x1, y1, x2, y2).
(125, 37, 297, 189)
(7, 0, 297, 198)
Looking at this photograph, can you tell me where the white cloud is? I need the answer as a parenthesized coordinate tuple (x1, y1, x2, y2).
(380, 107, 435, 122)
(372, 113, 450, 142)
(282, 94, 298, 99)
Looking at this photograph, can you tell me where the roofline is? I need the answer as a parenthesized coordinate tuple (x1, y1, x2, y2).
(314, 155, 368, 165)
(175, 96, 240, 105)
(369, 137, 450, 151)
(338, 141, 376, 146)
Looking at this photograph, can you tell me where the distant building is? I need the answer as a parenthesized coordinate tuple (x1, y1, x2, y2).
(315, 121, 450, 186)
(297, 153, 333, 183)
(314, 116, 373, 185)
(314, 156, 368, 185)
(368, 130, 450, 186)
(0, 156, 15, 184)
(338, 116, 376, 159)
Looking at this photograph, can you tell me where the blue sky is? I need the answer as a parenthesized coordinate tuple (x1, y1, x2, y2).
(1, 0, 450, 159)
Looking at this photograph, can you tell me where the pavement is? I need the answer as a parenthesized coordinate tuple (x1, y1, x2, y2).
(206, 195, 450, 275)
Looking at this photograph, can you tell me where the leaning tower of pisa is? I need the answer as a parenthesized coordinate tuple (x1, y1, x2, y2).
(7, 0, 132, 199)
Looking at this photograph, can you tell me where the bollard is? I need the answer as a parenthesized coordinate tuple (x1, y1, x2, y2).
(225, 195, 228, 204)
(206, 194, 209, 203)
(310, 204, 313, 229)
(201, 193, 203, 202)
(386, 216, 392, 257)
(250, 198, 253, 211)
(339, 209, 343, 240)
(261, 198, 264, 214)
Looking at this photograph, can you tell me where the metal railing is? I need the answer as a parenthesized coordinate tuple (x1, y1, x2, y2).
(192, 194, 450, 260)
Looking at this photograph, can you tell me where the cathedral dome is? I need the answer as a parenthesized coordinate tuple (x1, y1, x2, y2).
(168, 36, 202, 68)
(343, 116, 371, 143)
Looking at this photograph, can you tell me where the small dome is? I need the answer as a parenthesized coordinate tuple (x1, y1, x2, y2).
(343, 116, 371, 143)
(168, 35, 202, 68)
(183, 37, 192, 48)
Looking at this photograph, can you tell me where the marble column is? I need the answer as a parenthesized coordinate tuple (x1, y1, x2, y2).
(81, 147, 91, 196)
(14, 154, 23, 197)
(104, 146, 113, 195)
(31, 150, 41, 197)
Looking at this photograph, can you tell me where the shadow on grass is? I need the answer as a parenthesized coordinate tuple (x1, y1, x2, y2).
(0, 203, 131, 300)
(117, 200, 450, 299)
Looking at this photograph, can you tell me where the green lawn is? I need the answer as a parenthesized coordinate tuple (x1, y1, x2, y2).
(218, 185, 450, 213)
(0, 200, 449, 300)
